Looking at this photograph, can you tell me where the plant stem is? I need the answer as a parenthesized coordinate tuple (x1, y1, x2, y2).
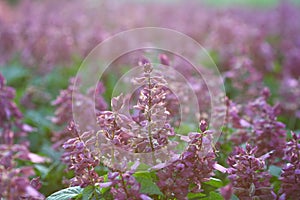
(147, 75, 155, 152)
(146, 72, 157, 165)
(119, 171, 129, 198)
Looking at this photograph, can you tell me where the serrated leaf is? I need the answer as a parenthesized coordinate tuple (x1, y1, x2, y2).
(204, 177, 223, 188)
(46, 186, 83, 200)
(134, 172, 163, 195)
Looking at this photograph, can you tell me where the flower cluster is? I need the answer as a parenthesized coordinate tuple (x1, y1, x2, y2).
(156, 129, 216, 199)
(227, 144, 276, 200)
(52, 77, 107, 149)
(0, 73, 44, 199)
(0, 73, 30, 142)
(228, 88, 286, 163)
(62, 120, 152, 199)
(51, 77, 79, 149)
(131, 59, 175, 152)
(279, 132, 300, 199)
(244, 88, 286, 162)
(53, 51, 300, 199)
(103, 164, 152, 200)
(280, 77, 300, 120)
(56, 58, 222, 199)
(93, 59, 175, 158)
(0, 144, 43, 200)
(62, 121, 103, 187)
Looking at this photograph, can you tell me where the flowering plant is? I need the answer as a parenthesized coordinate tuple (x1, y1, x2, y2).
(0, 1, 300, 199)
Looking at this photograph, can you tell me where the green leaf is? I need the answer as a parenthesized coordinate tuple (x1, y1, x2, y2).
(0, 64, 30, 86)
(82, 186, 94, 200)
(270, 176, 281, 194)
(202, 191, 224, 200)
(230, 194, 239, 200)
(134, 172, 163, 195)
(34, 164, 50, 179)
(46, 186, 83, 200)
(81, 185, 102, 200)
(127, 162, 150, 172)
(187, 192, 206, 199)
(269, 165, 282, 177)
(208, 191, 224, 200)
(203, 178, 223, 188)
(99, 174, 111, 196)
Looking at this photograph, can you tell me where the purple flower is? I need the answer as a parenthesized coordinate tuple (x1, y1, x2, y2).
(131, 61, 174, 152)
(104, 162, 151, 200)
(61, 122, 103, 187)
(279, 132, 300, 199)
(0, 73, 31, 144)
(228, 88, 286, 164)
(52, 77, 107, 149)
(157, 131, 216, 199)
(0, 73, 43, 199)
(199, 120, 208, 132)
(280, 77, 300, 119)
(159, 54, 170, 66)
(227, 144, 276, 200)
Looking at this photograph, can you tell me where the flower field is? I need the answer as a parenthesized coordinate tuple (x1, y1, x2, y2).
(0, 0, 300, 199)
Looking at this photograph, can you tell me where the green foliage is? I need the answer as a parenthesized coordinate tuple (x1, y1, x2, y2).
(82, 186, 102, 200)
(202, 191, 224, 200)
(270, 176, 281, 194)
(34, 164, 51, 179)
(0, 64, 30, 87)
(133, 171, 163, 195)
(46, 186, 83, 200)
(204, 178, 223, 188)
(269, 165, 282, 177)
(231, 194, 240, 200)
(187, 192, 206, 199)
(102, 73, 119, 107)
(0, 62, 79, 195)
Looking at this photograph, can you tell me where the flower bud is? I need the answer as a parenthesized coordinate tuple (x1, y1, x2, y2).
(199, 120, 207, 132)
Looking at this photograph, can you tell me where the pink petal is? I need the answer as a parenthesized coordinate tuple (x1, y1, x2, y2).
(213, 163, 227, 173)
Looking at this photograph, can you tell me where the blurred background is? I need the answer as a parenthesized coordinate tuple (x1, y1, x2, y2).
(1, 0, 300, 197)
